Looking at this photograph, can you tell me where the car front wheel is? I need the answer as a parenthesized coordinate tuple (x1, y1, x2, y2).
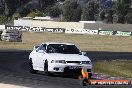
(44, 60, 49, 75)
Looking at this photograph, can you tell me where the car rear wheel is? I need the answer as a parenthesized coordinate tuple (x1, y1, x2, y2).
(29, 59, 38, 74)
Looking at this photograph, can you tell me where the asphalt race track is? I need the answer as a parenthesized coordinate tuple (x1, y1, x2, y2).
(0, 50, 132, 88)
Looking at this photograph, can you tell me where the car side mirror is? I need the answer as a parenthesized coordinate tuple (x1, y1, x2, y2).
(81, 52, 87, 56)
(33, 45, 40, 50)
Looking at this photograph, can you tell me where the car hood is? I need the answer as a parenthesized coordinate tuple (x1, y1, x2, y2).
(47, 53, 91, 61)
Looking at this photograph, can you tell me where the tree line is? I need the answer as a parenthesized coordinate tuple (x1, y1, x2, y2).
(0, 0, 132, 24)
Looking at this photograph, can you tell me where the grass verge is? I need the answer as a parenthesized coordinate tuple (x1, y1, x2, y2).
(1, 32, 132, 52)
(93, 60, 132, 78)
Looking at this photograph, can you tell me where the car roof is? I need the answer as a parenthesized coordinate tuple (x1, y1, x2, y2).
(43, 42, 75, 45)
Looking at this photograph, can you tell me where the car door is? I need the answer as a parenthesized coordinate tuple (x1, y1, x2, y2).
(31, 45, 41, 69)
(36, 44, 46, 71)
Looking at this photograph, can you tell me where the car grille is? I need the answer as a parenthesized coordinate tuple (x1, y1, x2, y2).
(64, 67, 82, 76)
(66, 61, 81, 64)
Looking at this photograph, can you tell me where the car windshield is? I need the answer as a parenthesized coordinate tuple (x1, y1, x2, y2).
(46, 44, 80, 54)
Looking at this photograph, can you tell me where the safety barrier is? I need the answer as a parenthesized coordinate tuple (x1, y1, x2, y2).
(3, 25, 132, 37)
(5, 26, 65, 33)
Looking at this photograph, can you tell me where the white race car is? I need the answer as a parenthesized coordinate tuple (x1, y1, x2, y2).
(29, 42, 92, 77)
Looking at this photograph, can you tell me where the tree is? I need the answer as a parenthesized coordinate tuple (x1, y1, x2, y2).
(60, 0, 65, 2)
(81, 1, 98, 21)
(48, 5, 61, 17)
(5, 0, 31, 19)
(0, 8, 4, 14)
(100, 11, 105, 21)
(105, 10, 113, 23)
(19, 7, 31, 17)
(39, 0, 57, 8)
(115, 0, 131, 23)
(126, 12, 132, 23)
(62, 0, 82, 22)
(5, 0, 18, 18)
(0, 0, 5, 14)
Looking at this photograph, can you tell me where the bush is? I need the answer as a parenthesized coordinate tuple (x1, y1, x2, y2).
(27, 10, 43, 17)
(0, 15, 7, 24)
(35, 10, 44, 17)
(13, 13, 21, 20)
(27, 11, 36, 17)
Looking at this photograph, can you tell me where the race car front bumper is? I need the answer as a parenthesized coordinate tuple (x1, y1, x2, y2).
(48, 64, 92, 76)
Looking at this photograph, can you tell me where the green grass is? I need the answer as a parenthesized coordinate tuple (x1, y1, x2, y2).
(93, 60, 132, 78)
(1, 32, 132, 52)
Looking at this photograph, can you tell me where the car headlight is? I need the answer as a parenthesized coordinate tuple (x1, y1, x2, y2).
(51, 60, 66, 64)
(81, 61, 91, 65)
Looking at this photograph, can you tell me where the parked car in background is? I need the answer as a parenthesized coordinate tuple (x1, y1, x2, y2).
(29, 42, 92, 78)
(1, 29, 22, 42)
(0, 31, 3, 40)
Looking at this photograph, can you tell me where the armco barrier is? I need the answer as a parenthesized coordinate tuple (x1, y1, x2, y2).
(98, 30, 131, 36)
(5, 25, 65, 33)
(115, 31, 131, 36)
(98, 30, 114, 35)
(4, 25, 132, 37)
(65, 28, 98, 35)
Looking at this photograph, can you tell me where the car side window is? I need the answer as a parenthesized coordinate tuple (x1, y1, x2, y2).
(42, 44, 46, 51)
(46, 45, 56, 53)
(37, 44, 46, 52)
